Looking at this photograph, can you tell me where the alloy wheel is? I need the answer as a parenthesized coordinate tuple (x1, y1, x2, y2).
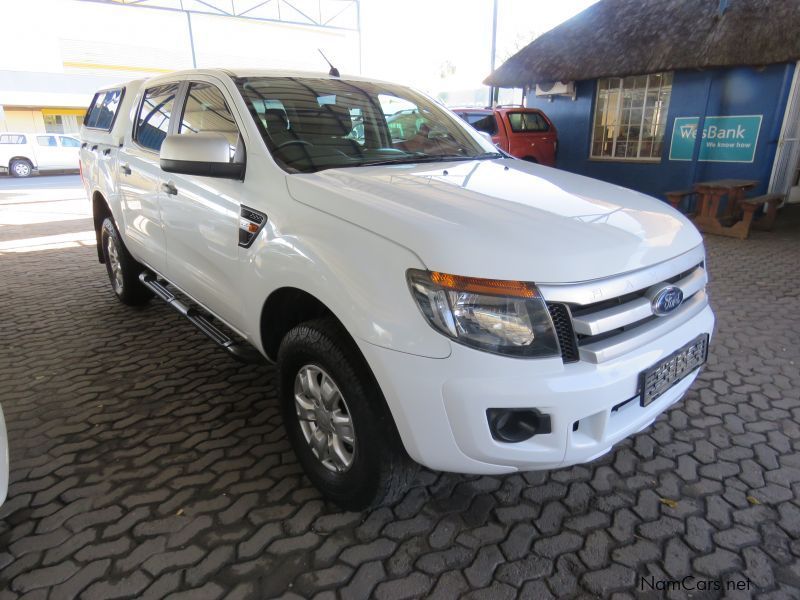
(106, 236, 124, 294)
(293, 364, 356, 472)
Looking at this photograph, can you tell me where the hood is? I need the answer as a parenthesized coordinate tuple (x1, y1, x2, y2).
(286, 159, 702, 283)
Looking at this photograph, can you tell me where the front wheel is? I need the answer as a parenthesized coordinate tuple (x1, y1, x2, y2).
(278, 318, 417, 510)
(100, 218, 152, 306)
(10, 158, 33, 177)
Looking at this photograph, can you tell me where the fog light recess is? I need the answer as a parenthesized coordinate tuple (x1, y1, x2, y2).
(487, 408, 552, 443)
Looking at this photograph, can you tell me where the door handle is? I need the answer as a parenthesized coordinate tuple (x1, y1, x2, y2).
(90, 144, 98, 151)
(103, 148, 111, 156)
(161, 182, 178, 196)
(120, 163, 132, 176)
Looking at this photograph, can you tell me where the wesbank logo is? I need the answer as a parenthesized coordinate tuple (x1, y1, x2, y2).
(669, 115, 762, 162)
(678, 122, 747, 140)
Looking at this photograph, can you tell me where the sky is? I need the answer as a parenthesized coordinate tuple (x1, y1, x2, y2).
(0, 0, 599, 109)
(359, 0, 599, 101)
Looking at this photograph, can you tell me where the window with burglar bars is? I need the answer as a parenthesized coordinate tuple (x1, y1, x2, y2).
(590, 72, 673, 160)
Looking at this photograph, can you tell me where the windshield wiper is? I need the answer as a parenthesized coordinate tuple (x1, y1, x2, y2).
(354, 152, 502, 168)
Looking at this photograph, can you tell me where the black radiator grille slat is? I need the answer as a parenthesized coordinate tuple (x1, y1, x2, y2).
(547, 303, 579, 363)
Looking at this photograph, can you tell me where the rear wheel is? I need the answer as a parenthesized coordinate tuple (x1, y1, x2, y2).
(10, 159, 32, 177)
(278, 318, 417, 510)
(100, 218, 152, 306)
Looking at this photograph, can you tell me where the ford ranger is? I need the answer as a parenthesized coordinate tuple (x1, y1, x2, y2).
(80, 69, 714, 509)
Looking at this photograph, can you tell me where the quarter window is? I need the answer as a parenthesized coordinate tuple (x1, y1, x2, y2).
(179, 82, 241, 160)
(0, 134, 26, 144)
(135, 84, 179, 152)
(591, 73, 673, 160)
(85, 89, 123, 131)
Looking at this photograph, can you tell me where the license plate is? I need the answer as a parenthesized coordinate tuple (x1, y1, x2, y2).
(639, 334, 708, 407)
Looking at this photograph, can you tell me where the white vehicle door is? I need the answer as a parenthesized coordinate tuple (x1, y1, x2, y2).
(34, 135, 61, 169)
(57, 135, 81, 169)
(159, 79, 245, 329)
(117, 82, 180, 275)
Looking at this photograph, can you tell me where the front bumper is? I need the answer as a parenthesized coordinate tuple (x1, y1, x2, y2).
(360, 303, 714, 474)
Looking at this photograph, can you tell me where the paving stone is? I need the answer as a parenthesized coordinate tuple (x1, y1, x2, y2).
(374, 572, 432, 600)
(340, 560, 385, 600)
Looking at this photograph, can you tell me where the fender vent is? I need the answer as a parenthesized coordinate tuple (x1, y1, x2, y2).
(547, 303, 579, 363)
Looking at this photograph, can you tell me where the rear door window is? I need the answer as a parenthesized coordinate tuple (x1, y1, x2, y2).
(0, 134, 26, 144)
(507, 112, 549, 133)
(134, 83, 179, 152)
(84, 89, 124, 131)
(37, 135, 57, 147)
(465, 113, 498, 135)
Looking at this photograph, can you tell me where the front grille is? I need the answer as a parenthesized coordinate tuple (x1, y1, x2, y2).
(540, 259, 708, 364)
(547, 303, 579, 363)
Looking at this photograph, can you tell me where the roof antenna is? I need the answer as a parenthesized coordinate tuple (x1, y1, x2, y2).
(318, 49, 340, 77)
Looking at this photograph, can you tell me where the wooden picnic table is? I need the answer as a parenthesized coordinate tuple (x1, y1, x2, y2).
(692, 179, 758, 239)
(665, 179, 783, 239)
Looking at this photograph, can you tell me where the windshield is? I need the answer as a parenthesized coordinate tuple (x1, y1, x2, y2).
(236, 77, 498, 173)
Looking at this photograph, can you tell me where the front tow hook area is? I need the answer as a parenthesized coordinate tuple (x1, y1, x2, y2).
(486, 408, 552, 443)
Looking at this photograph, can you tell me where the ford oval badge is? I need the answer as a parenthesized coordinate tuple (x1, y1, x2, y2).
(651, 286, 684, 316)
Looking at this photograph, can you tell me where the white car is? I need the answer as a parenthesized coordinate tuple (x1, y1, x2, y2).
(80, 69, 714, 509)
(0, 131, 82, 177)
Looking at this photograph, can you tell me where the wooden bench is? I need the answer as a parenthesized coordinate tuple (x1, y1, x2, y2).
(740, 193, 783, 235)
(665, 189, 696, 215)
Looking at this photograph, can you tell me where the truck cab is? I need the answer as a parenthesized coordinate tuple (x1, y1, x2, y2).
(453, 106, 557, 166)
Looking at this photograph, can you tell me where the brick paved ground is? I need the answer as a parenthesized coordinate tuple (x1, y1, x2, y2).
(0, 175, 799, 599)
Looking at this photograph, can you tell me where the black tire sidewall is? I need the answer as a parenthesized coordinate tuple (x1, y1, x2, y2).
(278, 322, 399, 509)
(99, 217, 150, 306)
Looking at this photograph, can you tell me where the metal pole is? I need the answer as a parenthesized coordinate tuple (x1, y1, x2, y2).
(489, 0, 498, 106)
(186, 12, 198, 68)
(356, 0, 362, 75)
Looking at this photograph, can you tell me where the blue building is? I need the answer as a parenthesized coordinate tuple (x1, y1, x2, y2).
(486, 0, 800, 203)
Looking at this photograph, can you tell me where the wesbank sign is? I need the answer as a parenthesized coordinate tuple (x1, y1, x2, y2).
(669, 115, 762, 162)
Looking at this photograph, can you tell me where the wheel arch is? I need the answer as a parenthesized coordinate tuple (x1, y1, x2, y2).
(260, 287, 348, 362)
(8, 156, 35, 171)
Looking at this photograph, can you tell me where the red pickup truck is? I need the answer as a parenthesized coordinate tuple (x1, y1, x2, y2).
(453, 106, 557, 167)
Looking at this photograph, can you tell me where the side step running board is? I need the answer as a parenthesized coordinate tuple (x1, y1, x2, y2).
(139, 272, 265, 364)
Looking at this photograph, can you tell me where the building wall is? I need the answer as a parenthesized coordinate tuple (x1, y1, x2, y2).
(527, 64, 796, 198)
(1, 110, 45, 134)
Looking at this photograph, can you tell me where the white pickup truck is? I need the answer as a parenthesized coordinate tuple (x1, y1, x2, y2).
(80, 69, 714, 509)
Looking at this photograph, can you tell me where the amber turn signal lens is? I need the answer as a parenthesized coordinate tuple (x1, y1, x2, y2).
(429, 272, 537, 298)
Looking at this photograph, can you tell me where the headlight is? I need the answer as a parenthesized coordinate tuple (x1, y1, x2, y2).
(407, 269, 561, 358)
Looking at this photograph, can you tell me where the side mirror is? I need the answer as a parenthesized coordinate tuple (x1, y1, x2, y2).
(478, 131, 494, 144)
(160, 133, 244, 179)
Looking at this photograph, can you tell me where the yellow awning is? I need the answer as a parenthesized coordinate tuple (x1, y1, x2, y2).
(41, 108, 87, 116)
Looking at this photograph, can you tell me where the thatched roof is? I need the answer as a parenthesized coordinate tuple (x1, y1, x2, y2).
(485, 0, 800, 88)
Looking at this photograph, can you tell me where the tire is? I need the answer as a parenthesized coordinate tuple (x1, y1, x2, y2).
(10, 158, 33, 178)
(278, 318, 417, 510)
(100, 217, 152, 306)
